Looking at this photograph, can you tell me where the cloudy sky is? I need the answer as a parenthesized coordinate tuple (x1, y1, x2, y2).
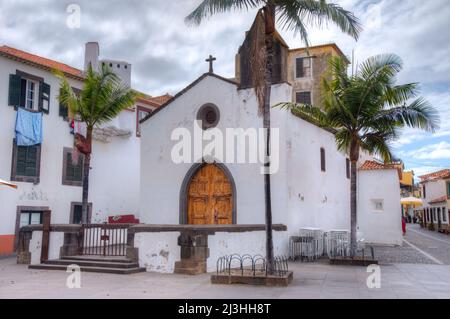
(0, 0, 449, 176)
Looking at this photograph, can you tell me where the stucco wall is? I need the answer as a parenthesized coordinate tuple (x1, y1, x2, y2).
(139, 75, 291, 226)
(284, 115, 351, 237)
(29, 230, 42, 265)
(133, 229, 288, 274)
(134, 232, 181, 273)
(139, 73, 395, 246)
(358, 169, 402, 245)
(423, 180, 446, 204)
(207, 230, 288, 272)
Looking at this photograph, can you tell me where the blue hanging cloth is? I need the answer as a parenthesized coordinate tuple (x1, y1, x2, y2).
(15, 107, 43, 146)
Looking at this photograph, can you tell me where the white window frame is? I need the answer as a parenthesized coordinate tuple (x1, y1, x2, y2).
(295, 55, 313, 79)
(24, 78, 38, 110)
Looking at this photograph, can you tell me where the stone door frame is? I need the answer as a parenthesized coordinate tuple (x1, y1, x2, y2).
(179, 162, 237, 225)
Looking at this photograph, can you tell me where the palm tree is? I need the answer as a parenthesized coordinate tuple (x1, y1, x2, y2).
(186, 0, 361, 272)
(56, 65, 137, 224)
(280, 54, 440, 257)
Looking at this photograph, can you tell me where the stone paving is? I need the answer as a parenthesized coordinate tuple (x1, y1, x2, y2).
(1, 223, 449, 299)
(403, 224, 450, 265)
(1, 257, 450, 299)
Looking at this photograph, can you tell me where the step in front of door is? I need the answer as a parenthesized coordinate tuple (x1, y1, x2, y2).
(29, 263, 145, 275)
(45, 259, 139, 269)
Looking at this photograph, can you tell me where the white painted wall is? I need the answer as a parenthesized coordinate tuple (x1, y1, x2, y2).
(140, 73, 402, 247)
(134, 232, 181, 273)
(0, 56, 140, 252)
(48, 232, 64, 260)
(358, 169, 402, 245)
(132, 230, 288, 273)
(285, 114, 351, 237)
(29, 230, 42, 265)
(139, 75, 291, 226)
(207, 230, 288, 272)
(422, 179, 446, 204)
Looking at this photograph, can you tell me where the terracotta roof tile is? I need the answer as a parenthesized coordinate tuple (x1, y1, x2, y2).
(136, 94, 172, 108)
(359, 160, 402, 179)
(0, 45, 83, 79)
(429, 196, 448, 204)
(419, 169, 450, 182)
(150, 94, 172, 105)
(359, 160, 392, 170)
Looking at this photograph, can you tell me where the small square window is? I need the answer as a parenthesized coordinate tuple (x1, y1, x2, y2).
(372, 199, 384, 212)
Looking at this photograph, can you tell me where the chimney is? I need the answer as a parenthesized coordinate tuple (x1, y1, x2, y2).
(84, 42, 100, 72)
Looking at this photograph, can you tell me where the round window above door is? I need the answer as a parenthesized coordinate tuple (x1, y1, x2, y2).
(196, 103, 220, 130)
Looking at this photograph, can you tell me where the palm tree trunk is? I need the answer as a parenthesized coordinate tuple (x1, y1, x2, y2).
(263, 4, 275, 274)
(81, 128, 92, 224)
(350, 160, 357, 257)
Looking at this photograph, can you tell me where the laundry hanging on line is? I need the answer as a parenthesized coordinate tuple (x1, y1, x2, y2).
(15, 107, 43, 146)
(70, 119, 87, 138)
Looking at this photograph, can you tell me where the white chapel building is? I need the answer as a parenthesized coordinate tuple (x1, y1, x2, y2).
(139, 26, 402, 247)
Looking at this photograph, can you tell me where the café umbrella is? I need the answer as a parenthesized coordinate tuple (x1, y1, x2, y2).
(401, 197, 423, 207)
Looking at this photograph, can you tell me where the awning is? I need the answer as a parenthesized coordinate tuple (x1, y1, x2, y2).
(0, 178, 18, 189)
(401, 197, 423, 207)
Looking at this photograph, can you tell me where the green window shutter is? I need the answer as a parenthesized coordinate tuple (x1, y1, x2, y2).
(16, 146, 27, 176)
(8, 74, 22, 107)
(39, 82, 51, 114)
(447, 183, 450, 197)
(16, 145, 38, 177)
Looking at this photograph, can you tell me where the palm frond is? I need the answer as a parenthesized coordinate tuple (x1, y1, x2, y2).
(377, 98, 440, 133)
(185, 0, 263, 25)
(277, 102, 330, 127)
(277, 4, 310, 47)
(360, 131, 397, 163)
(383, 82, 419, 106)
(282, 0, 362, 40)
(359, 54, 402, 82)
(56, 64, 137, 130)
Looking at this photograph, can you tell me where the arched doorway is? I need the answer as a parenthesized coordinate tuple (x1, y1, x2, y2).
(180, 163, 236, 225)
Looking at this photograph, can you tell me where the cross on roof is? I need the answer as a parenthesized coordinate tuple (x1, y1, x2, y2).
(206, 55, 216, 73)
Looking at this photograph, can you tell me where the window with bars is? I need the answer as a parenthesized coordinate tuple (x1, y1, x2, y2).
(11, 141, 41, 183)
(62, 148, 84, 186)
(296, 91, 312, 105)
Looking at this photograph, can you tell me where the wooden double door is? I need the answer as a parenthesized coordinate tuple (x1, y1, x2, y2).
(187, 164, 233, 225)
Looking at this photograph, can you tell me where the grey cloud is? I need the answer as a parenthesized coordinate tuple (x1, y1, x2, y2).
(0, 1, 449, 172)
